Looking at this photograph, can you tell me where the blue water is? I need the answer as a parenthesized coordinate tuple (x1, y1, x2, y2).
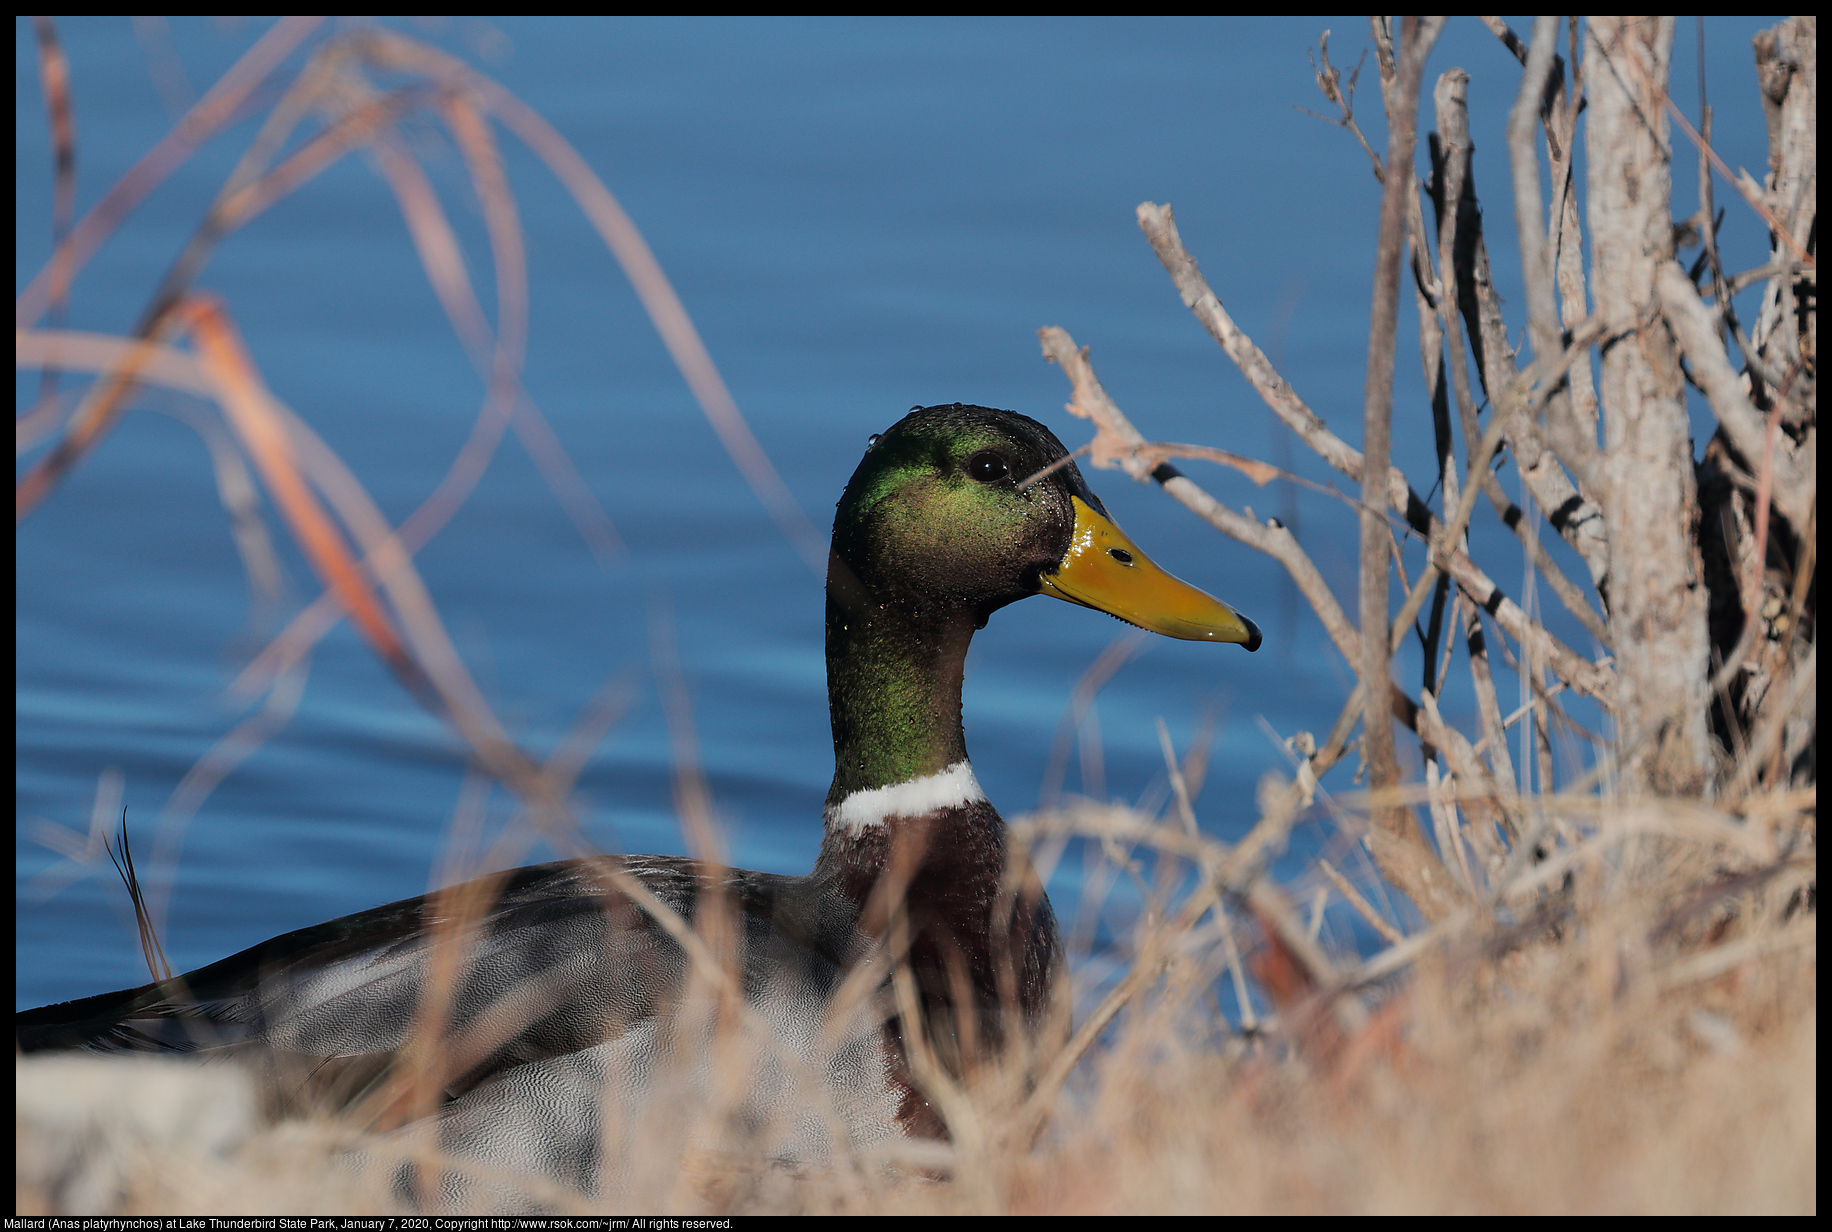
(17, 17, 1780, 1009)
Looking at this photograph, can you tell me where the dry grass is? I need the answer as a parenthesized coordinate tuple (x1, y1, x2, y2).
(1010, 840, 1814, 1216)
(18, 787, 1816, 1215)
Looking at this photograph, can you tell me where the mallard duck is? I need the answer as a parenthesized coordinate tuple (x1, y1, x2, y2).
(16, 403, 1258, 1198)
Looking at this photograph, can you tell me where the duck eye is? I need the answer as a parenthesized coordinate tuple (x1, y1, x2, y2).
(966, 451, 1010, 483)
(1109, 548, 1134, 565)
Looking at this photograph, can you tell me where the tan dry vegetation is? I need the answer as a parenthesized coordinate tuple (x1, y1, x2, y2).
(17, 802, 1816, 1214)
(1020, 868, 1813, 1214)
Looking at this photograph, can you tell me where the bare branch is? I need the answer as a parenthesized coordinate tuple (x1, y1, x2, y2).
(1357, 16, 1456, 922)
(1509, 18, 1568, 395)
(1749, 17, 1817, 421)
(1037, 327, 1362, 673)
(1134, 203, 1362, 478)
(1587, 16, 1714, 793)
(1135, 203, 1614, 705)
(1658, 261, 1813, 531)
(1432, 62, 1611, 601)
(1479, 16, 1528, 65)
(1303, 31, 1384, 181)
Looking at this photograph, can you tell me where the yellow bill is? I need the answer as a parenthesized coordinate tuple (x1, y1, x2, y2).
(1038, 496, 1261, 650)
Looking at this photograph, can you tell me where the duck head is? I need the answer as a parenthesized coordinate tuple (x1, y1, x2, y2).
(824, 403, 1257, 806)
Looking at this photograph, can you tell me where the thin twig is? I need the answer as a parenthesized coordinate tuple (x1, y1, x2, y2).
(1662, 95, 1814, 270)
(1133, 204, 1615, 705)
(1318, 858, 1407, 946)
(1389, 315, 1610, 656)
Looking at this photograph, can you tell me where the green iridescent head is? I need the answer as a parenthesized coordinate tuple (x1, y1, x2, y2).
(829, 403, 1260, 648)
(830, 403, 1096, 623)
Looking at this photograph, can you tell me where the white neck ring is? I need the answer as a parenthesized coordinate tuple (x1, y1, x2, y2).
(824, 760, 986, 836)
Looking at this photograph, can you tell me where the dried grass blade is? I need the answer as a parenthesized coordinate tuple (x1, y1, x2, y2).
(178, 297, 419, 686)
(16, 16, 325, 329)
(354, 32, 827, 576)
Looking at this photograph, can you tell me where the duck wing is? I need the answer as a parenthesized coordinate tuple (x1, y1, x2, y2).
(16, 856, 870, 1114)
